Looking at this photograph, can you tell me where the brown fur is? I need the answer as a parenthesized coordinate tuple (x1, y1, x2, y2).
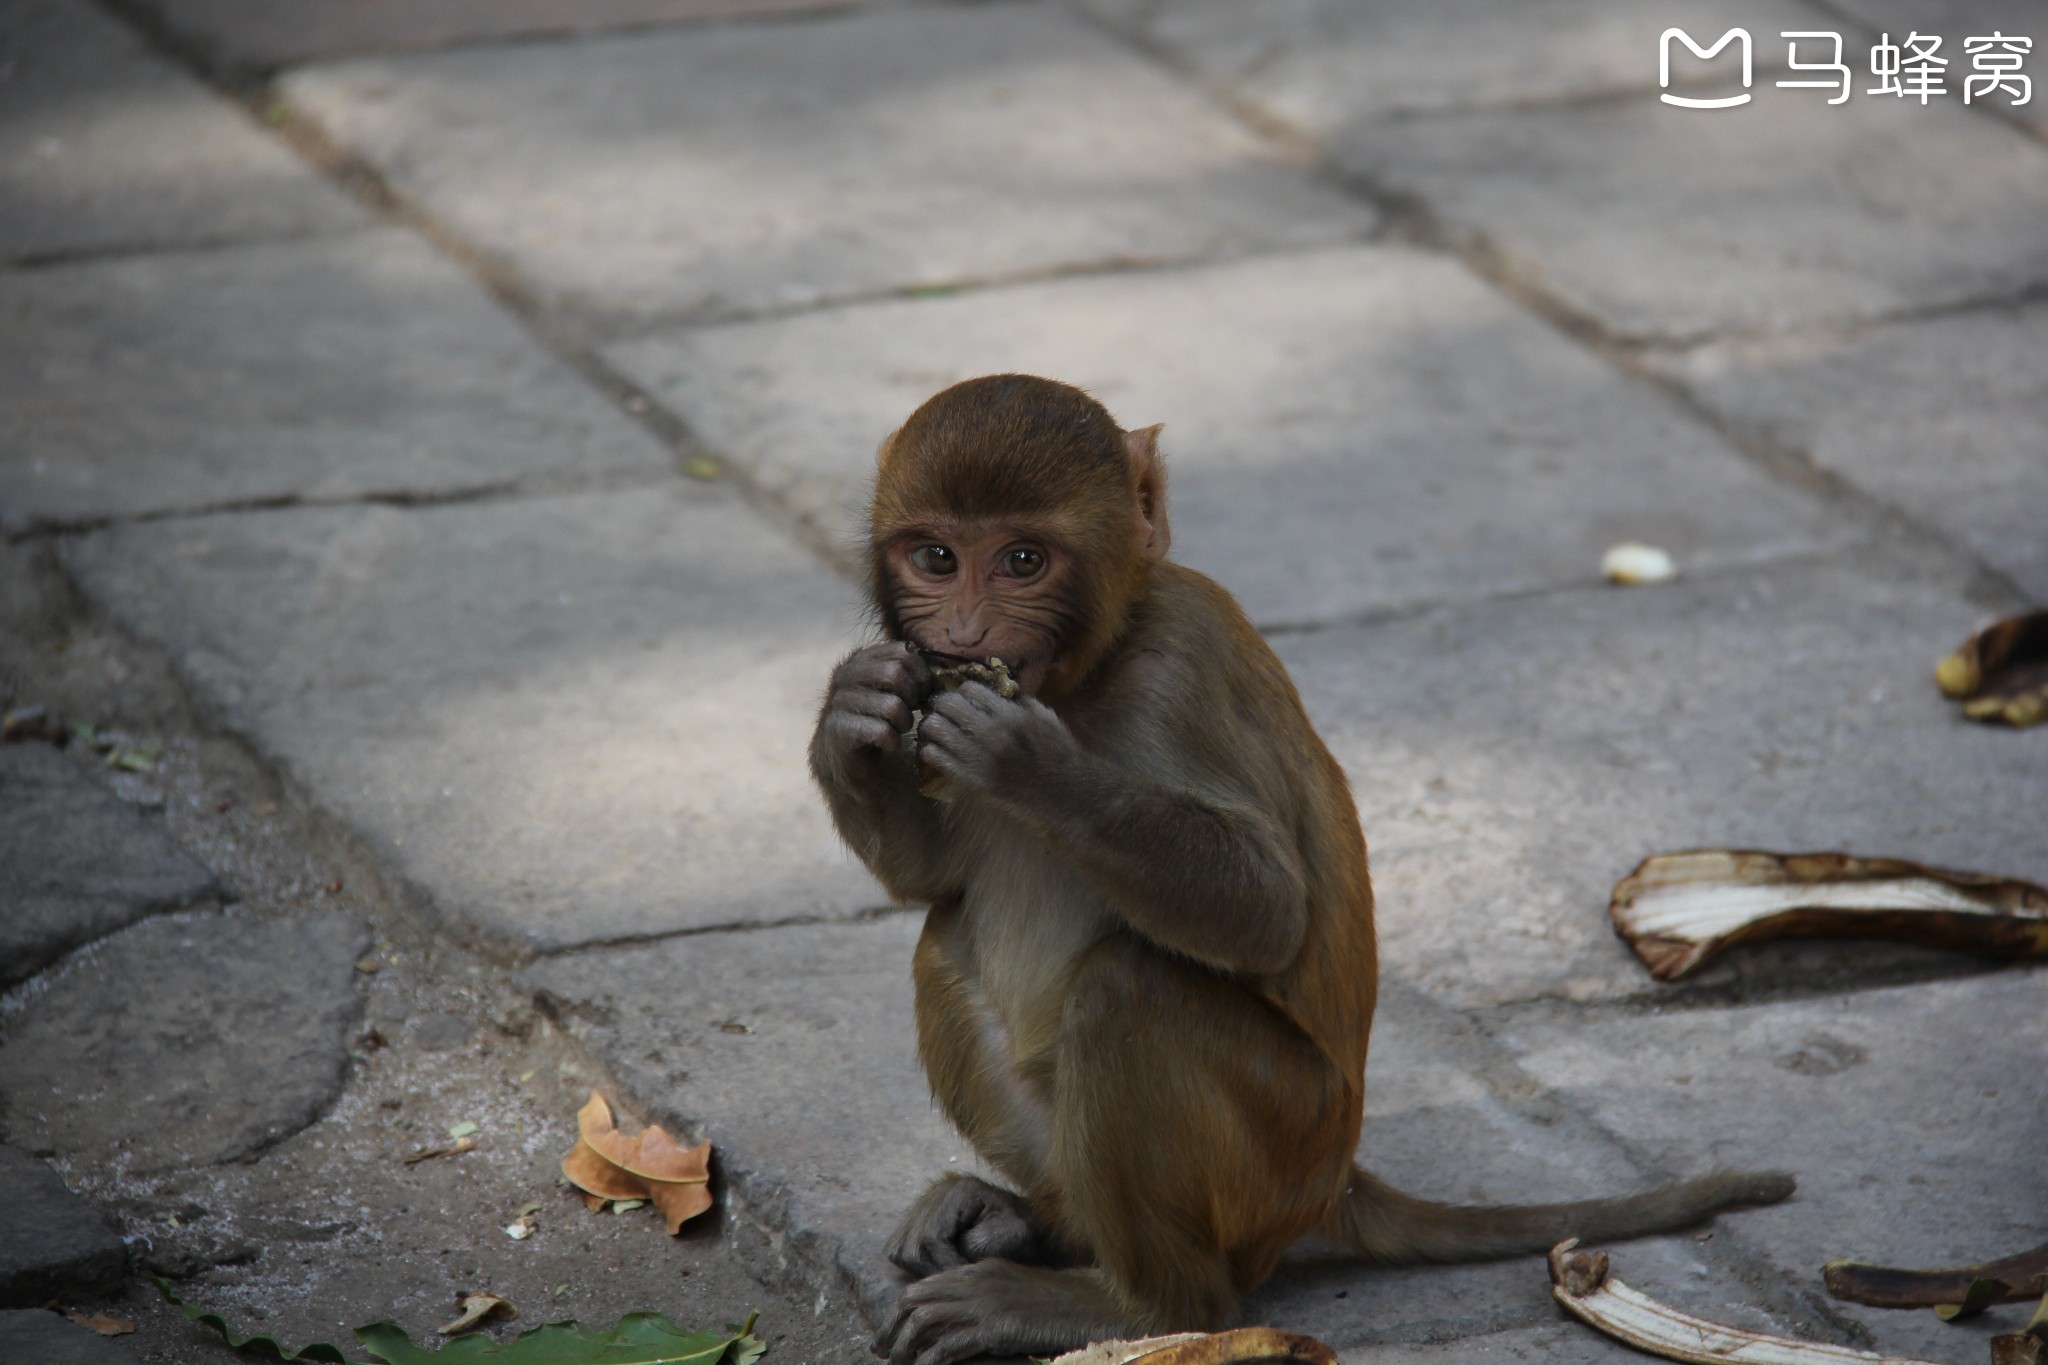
(809, 376, 1792, 1365)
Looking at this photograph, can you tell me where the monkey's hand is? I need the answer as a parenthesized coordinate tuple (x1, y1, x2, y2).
(812, 641, 932, 793)
(886, 1174, 1043, 1281)
(916, 682, 1079, 803)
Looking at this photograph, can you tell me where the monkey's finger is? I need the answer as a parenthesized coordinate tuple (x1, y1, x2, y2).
(829, 684, 914, 733)
(887, 1296, 973, 1365)
(836, 646, 931, 702)
(824, 711, 899, 755)
(911, 1234, 969, 1274)
(926, 687, 997, 733)
(913, 730, 990, 790)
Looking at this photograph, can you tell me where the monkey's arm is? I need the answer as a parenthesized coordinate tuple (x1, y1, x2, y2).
(809, 642, 956, 905)
(918, 683, 1307, 974)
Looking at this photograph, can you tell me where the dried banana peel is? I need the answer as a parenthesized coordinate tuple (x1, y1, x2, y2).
(1936, 609, 2048, 727)
(1611, 849, 2048, 981)
(1991, 1292, 2048, 1365)
(1549, 1241, 1943, 1365)
(1825, 1239, 2048, 1311)
(1050, 1328, 1335, 1365)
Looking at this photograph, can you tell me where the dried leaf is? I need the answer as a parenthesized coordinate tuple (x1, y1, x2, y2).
(559, 1093, 713, 1234)
(447, 1122, 479, 1140)
(1991, 1293, 2048, 1365)
(2, 705, 62, 743)
(1611, 850, 2048, 980)
(66, 1311, 136, 1336)
(1936, 609, 2048, 727)
(437, 1293, 517, 1336)
(1549, 1241, 1943, 1365)
(403, 1136, 478, 1165)
(1992, 1335, 2046, 1365)
(1825, 1239, 2048, 1309)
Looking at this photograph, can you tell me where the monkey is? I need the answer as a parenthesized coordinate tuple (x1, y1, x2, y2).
(808, 375, 1793, 1365)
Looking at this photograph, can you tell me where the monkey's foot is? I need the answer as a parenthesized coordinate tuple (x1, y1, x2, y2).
(886, 1174, 1041, 1279)
(877, 1261, 1126, 1365)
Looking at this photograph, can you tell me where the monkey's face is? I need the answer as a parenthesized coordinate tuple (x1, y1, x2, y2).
(881, 522, 1075, 696)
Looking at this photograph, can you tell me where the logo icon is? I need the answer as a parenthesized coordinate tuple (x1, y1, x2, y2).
(1661, 27, 1753, 107)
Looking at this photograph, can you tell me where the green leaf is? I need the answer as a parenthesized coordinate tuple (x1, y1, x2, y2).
(155, 1277, 357, 1362)
(1934, 1277, 2009, 1321)
(355, 1310, 762, 1364)
(158, 1276, 764, 1365)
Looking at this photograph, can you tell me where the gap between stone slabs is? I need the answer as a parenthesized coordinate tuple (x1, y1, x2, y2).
(277, 1, 1372, 330)
(0, 0, 367, 264)
(59, 484, 883, 957)
(0, 227, 674, 533)
(522, 921, 1825, 1350)
(602, 242, 1845, 630)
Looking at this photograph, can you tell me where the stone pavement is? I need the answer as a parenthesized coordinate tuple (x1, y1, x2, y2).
(4, 0, 2045, 1360)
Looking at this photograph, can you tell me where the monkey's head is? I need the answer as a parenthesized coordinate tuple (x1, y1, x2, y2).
(869, 374, 1168, 701)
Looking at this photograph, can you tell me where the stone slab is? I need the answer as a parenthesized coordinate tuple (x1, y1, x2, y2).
(1340, 91, 2048, 343)
(1336, 1324, 1644, 1365)
(280, 3, 1371, 330)
(1273, 553, 2048, 1010)
(0, 1146, 126, 1306)
(0, 0, 366, 263)
(1490, 967, 2048, 1362)
(0, 229, 674, 532)
(527, 924, 1811, 1347)
(0, 1310, 140, 1365)
(61, 486, 882, 952)
(128, 0, 859, 76)
(0, 742, 218, 988)
(1076, 0, 1828, 135)
(1830, 0, 2048, 139)
(1655, 294, 2048, 600)
(0, 910, 366, 1174)
(605, 244, 1839, 629)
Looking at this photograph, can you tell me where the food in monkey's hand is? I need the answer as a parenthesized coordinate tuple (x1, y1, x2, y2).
(911, 655, 1019, 800)
(928, 654, 1020, 699)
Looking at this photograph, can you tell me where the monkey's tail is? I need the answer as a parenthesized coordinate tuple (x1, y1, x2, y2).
(1320, 1165, 1796, 1266)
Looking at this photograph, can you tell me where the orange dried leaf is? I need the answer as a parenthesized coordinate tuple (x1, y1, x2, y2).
(562, 1138, 643, 1201)
(65, 1312, 135, 1336)
(559, 1092, 715, 1235)
(577, 1093, 712, 1185)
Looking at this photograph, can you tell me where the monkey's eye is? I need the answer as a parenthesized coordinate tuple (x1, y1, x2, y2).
(910, 545, 957, 576)
(1003, 548, 1046, 579)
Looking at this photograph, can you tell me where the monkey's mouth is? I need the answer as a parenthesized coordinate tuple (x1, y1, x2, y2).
(912, 646, 983, 669)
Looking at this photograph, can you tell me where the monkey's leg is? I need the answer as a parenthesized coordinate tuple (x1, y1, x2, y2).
(894, 909, 1064, 1281)
(883, 937, 1357, 1365)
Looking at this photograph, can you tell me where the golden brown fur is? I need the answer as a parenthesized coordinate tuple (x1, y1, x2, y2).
(809, 376, 1791, 1365)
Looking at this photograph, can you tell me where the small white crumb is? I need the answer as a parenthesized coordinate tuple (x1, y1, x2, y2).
(1602, 542, 1677, 585)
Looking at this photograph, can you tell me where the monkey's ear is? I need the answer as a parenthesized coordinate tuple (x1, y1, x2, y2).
(1124, 423, 1170, 560)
